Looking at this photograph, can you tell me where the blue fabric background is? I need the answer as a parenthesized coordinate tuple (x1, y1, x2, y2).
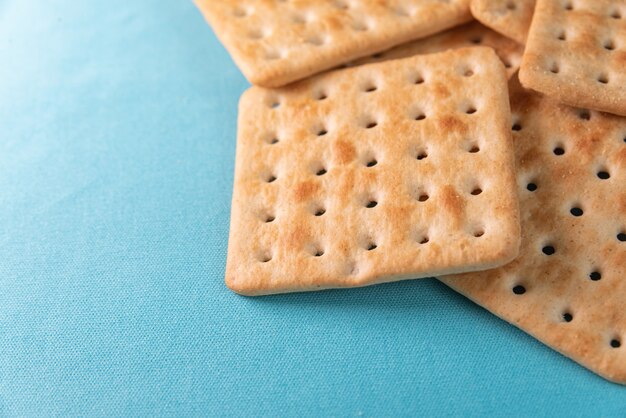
(1, 0, 625, 416)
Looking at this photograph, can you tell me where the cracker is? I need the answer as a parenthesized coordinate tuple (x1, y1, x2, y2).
(470, 0, 535, 44)
(519, 0, 626, 117)
(440, 76, 626, 384)
(226, 48, 520, 296)
(350, 21, 524, 79)
(195, 0, 472, 87)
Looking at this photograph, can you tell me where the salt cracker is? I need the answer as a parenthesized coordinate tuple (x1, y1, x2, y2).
(195, 0, 472, 87)
(226, 48, 520, 295)
(519, 0, 626, 117)
(351, 21, 523, 79)
(470, 0, 535, 44)
(440, 76, 626, 384)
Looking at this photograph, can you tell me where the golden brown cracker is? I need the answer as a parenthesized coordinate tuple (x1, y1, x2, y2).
(227, 48, 520, 295)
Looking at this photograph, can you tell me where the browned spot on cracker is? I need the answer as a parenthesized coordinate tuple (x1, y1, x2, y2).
(437, 115, 468, 134)
(293, 180, 319, 202)
(334, 139, 356, 164)
(439, 184, 465, 228)
(431, 81, 451, 98)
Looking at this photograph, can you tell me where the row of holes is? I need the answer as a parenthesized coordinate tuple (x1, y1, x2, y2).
(562, 1, 623, 18)
(365, 37, 515, 69)
(547, 62, 611, 85)
(260, 183, 486, 222)
(233, 1, 453, 21)
(510, 282, 622, 349)
(263, 107, 480, 136)
(513, 119, 626, 145)
(264, 131, 484, 155)
(556, 30, 619, 52)
(266, 69, 477, 109)
(257, 226, 486, 262)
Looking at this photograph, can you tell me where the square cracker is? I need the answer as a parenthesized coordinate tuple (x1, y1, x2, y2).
(227, 48, 520, 296)
(519, 0, 626, 116)
(350, 21, 524, 79)
(195, 0, 472, 87)
(470, 0, 535, 44)
(440, 76, 626, 384)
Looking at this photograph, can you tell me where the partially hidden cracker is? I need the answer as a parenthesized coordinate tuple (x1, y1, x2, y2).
(195, 0, 472, 87)
(440, 76, 626, 384)
(470, 0, 535, 44)
(350, 21, 524, 79)
(227, 48, 520, 296)
(519, 0, 626, 116)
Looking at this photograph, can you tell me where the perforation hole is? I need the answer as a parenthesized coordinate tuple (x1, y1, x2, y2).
(503, 60, 512, 69)
(365, 200, 378, 208)
(314, 208, 326, 217)
(611, 10, 621, 19)
(314, 248, 324, 257)
(393, 6, 411, 17)
(266, 174, 277, 183)
(470, 37, 482, 44)
(264, 214, 275, 223)
(291, 13, 308, 24)
(417, 234, 430, 244)
(315, 91, 327, 101)
(366, 159, 377, 167)
(570, 207, 583, 216)
(512, 123, 522, 131)
(352, 20, 368, 31)
(259, 252, 272, 263)
(578, 110, 591, 120)
(248, 28, 266, 40)
(363, 83, 377, 93)
(414, 75, 425, 85)
(589, 271, 602, 281)
(513, 285, 526, 295)
(564, 1, 573, 11)
(562, 312, 573, 322)
(604, 40, 615, 51)
(557, 31, 566, 41)
(265, 50, 284, 60)
(305, 35, 325, 46)
(471, 187, 482, 196)
(473, 229, 485, 238)
(468, 144, 480, 153)
(464, 69, 474, 77)
(317, 128, 328, 137)
(367, 242, 377, 251)
(598, 74, 609, 84)
(597, 170, 610, 180)
(527, 182, 538, 191)
(334, 0, 349, 10)
(233, 7, 248, 17)
(553, 146, 565, 155)
(417, 193, 429, 202)
(316, 168, 327, 176)
(365, 120, 378, 129)
(266, 136, 279, 145)
(618, 232, 626, 242)
(465, 105, 477, 115)
(371, 52, 384, 59)
(550, 62, 560, 74)
(611, 339, 621, 348)
(414, 110, 427, 121)
(542, 245, 556, 255)
(506, 1, 516, 10)
(416, 150, 428, 160)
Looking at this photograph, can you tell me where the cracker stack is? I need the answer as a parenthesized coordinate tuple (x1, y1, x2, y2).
(196, 0, 626, 384)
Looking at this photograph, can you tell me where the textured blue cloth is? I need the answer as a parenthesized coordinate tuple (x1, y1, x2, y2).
(1, 0, 625, 416)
